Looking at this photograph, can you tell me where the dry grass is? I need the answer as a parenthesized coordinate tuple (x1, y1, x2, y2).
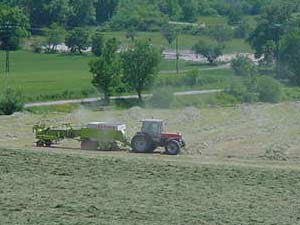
(1, 102, 300, 162)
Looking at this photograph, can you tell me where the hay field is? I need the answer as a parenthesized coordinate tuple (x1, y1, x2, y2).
(1, 102, 300, 224)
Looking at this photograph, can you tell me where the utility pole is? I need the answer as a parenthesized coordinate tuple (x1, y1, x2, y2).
(5, 50, 9, 75)
(176, 35, 179, 74)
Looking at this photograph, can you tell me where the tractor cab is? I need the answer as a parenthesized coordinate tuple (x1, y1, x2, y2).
(141, 119, 163, 137)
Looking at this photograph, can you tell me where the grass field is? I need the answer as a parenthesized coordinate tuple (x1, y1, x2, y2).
(0, 147, 300, 224)
(99, 32, 251, 53)
(0, 51, 236, 102)
(1, 101, 300, 224)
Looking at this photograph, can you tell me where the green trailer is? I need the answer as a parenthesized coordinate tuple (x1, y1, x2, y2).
(33, 122, 129, 151)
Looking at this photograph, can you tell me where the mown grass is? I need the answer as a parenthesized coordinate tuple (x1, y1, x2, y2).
(0, 148, 299, 225)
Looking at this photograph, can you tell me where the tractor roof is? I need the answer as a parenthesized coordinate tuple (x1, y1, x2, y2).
(142, 119, 163, 123)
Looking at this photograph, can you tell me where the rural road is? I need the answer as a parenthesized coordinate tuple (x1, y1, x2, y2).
(25, 89, 223, 108)
(160, 63, 230, 74)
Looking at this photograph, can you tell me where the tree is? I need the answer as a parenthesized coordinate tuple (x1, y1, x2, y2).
(207, 25, 234, 43)
(65, 28, 90, 54)
(178, 0, 198, 22)
(248, 0, 300, 75)
(161, 24, 177, 45)
(234, 20, 251, 39)
(192, 39, 224, 64)
(231, 54, 257, 77)
(90, 38, 120, 104)
(121, 40, 161, 102)
(95, 0, 119, 24)
(126, 26, 137, 41)
(68, 0, 96, 26)
(44, 23, 66, 53)
(228, 4, 243, 25)
(91, 30, 104, 56)
(0, 6, 29, 74)
(280, 31, 300, 85)
(161, 23, 178, 73)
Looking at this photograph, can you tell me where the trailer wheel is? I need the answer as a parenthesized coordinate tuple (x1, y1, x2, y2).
(36, 140, 44, 147)
(81, 139, 98, 150)
(131, 134, 153, 153)
(45, 140, 52, 147)
(165, 140, 181, 155)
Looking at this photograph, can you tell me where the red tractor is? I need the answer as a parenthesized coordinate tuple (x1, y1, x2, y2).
(131, 119, 185, 155)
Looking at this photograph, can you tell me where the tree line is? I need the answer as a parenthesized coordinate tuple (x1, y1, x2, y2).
(0, 0, 271, 30)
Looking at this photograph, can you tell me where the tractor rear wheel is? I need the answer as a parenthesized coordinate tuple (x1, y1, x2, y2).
(131, 134, 154, 153)
(81, 139, 98, 150)
(165, 140, 181, 155)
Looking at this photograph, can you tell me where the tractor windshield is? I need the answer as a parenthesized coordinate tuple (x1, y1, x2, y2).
(142, 121, 161, 137)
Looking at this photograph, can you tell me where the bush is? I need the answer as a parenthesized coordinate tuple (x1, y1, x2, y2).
(231, 55, 257, 77)
(256, 76, 283, 103)
(149, 87, 174, 108)
(227, 81, 258, 103)
(0, 88, 24, 115)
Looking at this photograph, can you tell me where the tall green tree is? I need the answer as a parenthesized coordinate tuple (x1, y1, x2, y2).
(44, 23, 66, 53)
(161, 24, 177, 45)
(192, 39, 224, 65)
(90, 38, 120, 104)
(248, 0, 300, 72)
(0, 6, 29, 74)
(65, 28, 90, 54)
(91, 30, 104, 56)
(95, 0, 119, 23)
(68, 0, 96, 26)
(178, 0, 198, 22)
(121, 40, 161, 102)
(280, 31, 300, 85)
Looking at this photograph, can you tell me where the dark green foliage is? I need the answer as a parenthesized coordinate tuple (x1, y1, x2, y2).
(121, 40, 161, 101)
(149, 87, 174, 108)
(192, 39, 224, 64)
(91, 31, 104, 56)
(248, 0, 300, 60)
(256, 75, 282, 103)
(125, 26, 137, 41)
(206, 25, 234, 43)
(0, 0, 274, 29)
(111, 0, 166, 31)
(234, 21, 251, 39)
(0, 6, 29, 51)
(178, 0, 198, 22)
(227, 76, 282, 104)
(0, 88, 24, 115)
(67, 0, 96, 26)
(231, 54, 257, 77)
(228, 4, 244, 25)
(65, 28, 90, 54)
(280, 31, 300, 85)
(95, 0, 119, 24)
(227, 81, 258, 103)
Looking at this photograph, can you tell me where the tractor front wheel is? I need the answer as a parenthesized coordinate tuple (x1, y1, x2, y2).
(131, 134, 153, 153)
(165, 140, 181, 155)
